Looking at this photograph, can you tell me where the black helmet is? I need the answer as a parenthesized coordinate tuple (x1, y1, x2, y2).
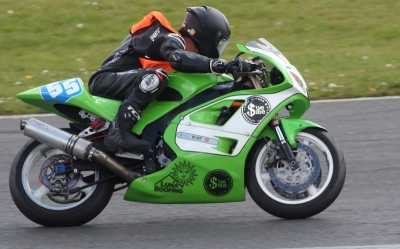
(179, 6, 230, 59)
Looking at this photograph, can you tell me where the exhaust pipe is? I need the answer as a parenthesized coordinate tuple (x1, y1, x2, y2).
(20, 118, 140, 183)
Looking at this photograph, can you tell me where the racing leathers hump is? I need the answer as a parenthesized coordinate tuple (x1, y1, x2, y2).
(89, 20, 213, 83)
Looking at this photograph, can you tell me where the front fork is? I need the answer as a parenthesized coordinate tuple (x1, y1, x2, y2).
(270, 116, 299, 170)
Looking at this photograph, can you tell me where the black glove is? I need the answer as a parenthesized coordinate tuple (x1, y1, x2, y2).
(226, 58, 253, 74)
(210, 59, 227, 75)
(210, 58, 253, 75)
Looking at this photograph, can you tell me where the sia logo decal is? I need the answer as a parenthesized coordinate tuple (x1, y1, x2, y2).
(241, 96, 271, 125)
(204, 170, 233, 197)
(177, 132, 219, 145)
(154, 161, 197, 194)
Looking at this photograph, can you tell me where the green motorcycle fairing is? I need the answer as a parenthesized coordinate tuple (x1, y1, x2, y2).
(124, 93, 320, 204)
(16, 73, 230, 134)
(16, 38, 323, 204)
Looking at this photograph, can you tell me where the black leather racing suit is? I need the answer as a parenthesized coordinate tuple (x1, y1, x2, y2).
(88, 20, 213, 110)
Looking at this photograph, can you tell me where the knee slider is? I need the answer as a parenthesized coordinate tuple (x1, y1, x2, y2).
(139, 68, 168, 93)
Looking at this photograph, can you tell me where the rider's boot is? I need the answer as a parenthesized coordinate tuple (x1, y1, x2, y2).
(104, 100, 151, 153)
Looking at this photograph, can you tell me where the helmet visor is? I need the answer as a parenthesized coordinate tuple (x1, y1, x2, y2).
(217, 38, 229, 57)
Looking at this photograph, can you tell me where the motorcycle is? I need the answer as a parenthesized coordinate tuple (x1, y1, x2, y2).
(9, 38, 346, 227)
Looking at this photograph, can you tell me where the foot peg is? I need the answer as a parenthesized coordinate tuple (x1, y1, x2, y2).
(115, 151, 144, 160)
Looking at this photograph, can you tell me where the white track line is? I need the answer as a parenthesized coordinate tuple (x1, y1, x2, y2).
(278, 245, 400, 249)
(311, 95, 400, 103)
(1, 96, 400, 119)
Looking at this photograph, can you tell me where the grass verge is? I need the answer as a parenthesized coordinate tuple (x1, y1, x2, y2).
(1, 0, 399, 114)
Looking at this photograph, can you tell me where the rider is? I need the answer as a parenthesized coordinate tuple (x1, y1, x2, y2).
(88, 6, 248, 153)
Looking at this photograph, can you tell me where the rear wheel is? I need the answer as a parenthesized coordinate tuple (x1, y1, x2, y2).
(246, 128, 346, 219)
(9, 131, 115, 227)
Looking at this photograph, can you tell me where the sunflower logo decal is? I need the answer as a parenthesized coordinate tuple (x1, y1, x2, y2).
(170, 161, 197, 187)
(154, 161, 198, 194)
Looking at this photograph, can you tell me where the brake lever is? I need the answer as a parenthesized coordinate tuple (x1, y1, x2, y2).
(231, 66, 239, 81)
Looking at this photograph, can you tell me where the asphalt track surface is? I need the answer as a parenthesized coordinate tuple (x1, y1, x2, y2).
(1, 97, 400, 249)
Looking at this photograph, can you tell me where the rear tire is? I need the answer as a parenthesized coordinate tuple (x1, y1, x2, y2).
(9, 131, 115, 227)
(246, 128, 346, 219)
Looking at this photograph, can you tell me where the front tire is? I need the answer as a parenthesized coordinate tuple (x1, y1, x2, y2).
(9, 133, 115, 227)
(246, 128, 346, 219)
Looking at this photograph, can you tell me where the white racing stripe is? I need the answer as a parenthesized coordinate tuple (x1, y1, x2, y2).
(1, 96, 400, 119)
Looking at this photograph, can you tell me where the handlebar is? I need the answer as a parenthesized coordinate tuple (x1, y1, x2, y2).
(230, 69, 265, 89)
(231, 69, 264, 77)
(229, 54, 268, 89)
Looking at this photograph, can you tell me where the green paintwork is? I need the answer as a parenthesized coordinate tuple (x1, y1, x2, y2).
(123, 94, 314, 204)
(252, 93, 311, 140)
(213, 136, 238, 154)
(259, 118, 325, 149)
(125, 92, 319, 203)
(123, 153, 248, 203)
(16, 74, 232, 134)
(13, 84, 102, 123)
(134, 73, 228, 133)
(124, 122, 256, 203)
(188, 100, 235, 125)
(16, 79, 121, 122)
(279, 118, 325, 148)
(254, 93, 322, 148)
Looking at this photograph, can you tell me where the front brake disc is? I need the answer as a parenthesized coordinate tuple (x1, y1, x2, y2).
(268, 143, 321, 198)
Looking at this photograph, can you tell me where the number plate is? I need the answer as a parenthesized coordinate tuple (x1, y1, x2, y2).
(40, 78, 83, 103)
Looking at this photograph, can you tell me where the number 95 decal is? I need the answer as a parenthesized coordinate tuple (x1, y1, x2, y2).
(40, 78, 83, 103)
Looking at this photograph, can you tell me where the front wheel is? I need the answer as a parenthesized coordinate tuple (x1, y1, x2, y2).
(246, 128, 346, 219)
(9, 134, 115, 227)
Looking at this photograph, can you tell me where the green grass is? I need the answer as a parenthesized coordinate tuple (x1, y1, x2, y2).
(1, 0, 399, 114)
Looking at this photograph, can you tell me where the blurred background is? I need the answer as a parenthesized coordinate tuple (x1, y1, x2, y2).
(0, 0, 399, 114)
